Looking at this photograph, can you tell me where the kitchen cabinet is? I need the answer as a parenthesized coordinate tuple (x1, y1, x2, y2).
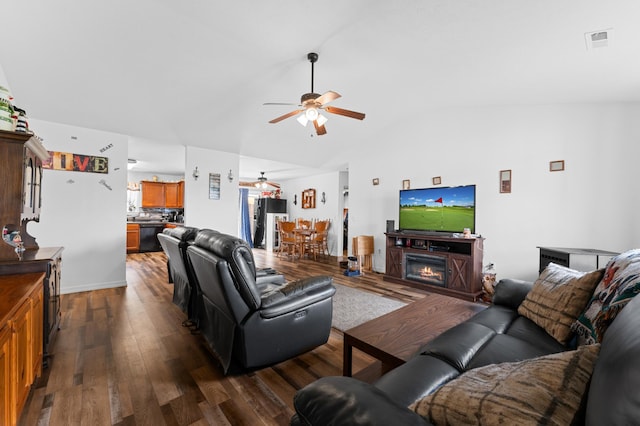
(0, 272, 44, 425)
(165, 181, 184, 208)
(140, 181, 165, 208)
(126, 223, 140, 253)
(141, 181, 184, 208)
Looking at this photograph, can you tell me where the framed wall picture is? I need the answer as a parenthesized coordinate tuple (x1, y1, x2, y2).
(550, 160, 565, 172)
(372, 178, 380, 186)
(302, 188, 316, 209)
(402, 179, 410, 190)
(500, 169, 512, 193)
(432, 176, 441, 185)
(209, 173, 221, 199)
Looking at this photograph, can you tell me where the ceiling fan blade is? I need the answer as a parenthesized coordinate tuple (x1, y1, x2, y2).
(269, 109, 303, 124)
(263, 102, 299, 106)
(313, 120, 327, 136)
(315, 91, 341, 106)
(266, 181, 281, 189)
(324, 106, 366, 120)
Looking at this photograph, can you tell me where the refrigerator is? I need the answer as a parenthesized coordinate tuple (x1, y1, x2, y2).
(253, 198, 287, 248)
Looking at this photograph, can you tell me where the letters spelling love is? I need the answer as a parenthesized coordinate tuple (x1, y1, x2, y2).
(42, 151, 108, 174)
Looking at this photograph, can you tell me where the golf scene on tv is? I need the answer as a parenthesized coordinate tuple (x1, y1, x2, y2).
(398, 185, 476, 233)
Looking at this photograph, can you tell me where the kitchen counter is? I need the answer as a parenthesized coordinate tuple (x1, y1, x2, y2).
(126, 219, 184, 226)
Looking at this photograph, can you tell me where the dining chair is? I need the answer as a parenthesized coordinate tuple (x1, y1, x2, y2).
(297, 218, 312, 229)
(307, 220, 330, 260)
(278, 221, 298, 259)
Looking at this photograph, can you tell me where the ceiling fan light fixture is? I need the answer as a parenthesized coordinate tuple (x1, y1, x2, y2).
(305, 107, 319, 121)
(316, 114, 328, 126)
(297, 114, 308, 127)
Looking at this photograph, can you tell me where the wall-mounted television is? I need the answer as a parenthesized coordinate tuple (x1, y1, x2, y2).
(399, 185, 476, 234)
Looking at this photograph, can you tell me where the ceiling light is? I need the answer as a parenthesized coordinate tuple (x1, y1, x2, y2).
(297, 114, 308, 127)
(317, 114, 328, 126)
(585, 28, 613, 50)
(305, 107, 319, 121)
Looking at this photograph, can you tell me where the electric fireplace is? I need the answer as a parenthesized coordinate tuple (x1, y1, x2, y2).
(405, 253, 447, 287)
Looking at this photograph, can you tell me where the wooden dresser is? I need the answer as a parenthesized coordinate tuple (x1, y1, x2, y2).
(0, 273, 45, 425)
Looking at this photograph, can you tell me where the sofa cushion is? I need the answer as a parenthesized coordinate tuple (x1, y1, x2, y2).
(517, 263, 603, 344)
(411, 344, 600, 426)
(572, 249, 640, 345)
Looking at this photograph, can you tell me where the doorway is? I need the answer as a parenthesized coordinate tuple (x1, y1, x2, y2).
(343, 208, 348, 257)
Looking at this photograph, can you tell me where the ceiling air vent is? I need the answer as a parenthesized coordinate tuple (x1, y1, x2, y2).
(585, 28, 613, 50)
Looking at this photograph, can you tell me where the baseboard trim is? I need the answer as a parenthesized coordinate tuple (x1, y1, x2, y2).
(61, 280, 127, 295)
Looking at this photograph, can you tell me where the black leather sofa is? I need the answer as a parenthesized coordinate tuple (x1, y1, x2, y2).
(186, 229, 336, 373)
(291, 278, 640, 425)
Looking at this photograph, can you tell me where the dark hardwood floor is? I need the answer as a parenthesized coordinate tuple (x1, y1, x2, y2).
(18, 249, 430, 425)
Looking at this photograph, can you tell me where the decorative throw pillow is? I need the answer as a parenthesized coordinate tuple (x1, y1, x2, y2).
(517, 263, 604, 344)
(410, 344, 600, 426)
(572, 249, 640, 345)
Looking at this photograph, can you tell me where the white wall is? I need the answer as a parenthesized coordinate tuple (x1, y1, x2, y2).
(348, 103, 640, 282)
(280, 171, 343, 256)
(0, 64, 10, 93)
(184, 146, 239, 235)
(28, 119, 128, 294)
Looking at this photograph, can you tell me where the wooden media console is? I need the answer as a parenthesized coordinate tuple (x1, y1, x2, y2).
(384, 231, 484, 301)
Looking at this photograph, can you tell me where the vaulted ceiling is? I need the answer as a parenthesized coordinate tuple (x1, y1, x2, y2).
(2, 1, 639, 179)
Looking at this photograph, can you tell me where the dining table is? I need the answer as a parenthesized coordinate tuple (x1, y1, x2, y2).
(293, 228, 316, 259)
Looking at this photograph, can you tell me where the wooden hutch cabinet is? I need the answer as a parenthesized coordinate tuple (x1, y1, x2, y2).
(0, 129, 63, 371)
(384, 231, 484, 301)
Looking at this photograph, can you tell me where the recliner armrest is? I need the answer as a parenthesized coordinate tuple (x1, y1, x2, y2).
(256, 273, 287, 294)
(256, 273, 286, 286)
(293, 376, 429, 426)
(492, 278, 533, 309)
(259, 276, 335, 318)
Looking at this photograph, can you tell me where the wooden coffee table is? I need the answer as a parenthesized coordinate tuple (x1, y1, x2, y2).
(343, 292, 486, 380)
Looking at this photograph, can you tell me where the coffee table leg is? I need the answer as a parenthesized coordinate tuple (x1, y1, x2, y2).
(343, 335, 353, 376)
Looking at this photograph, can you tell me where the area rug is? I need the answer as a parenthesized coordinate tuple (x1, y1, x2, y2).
(331, 283, 407, 331)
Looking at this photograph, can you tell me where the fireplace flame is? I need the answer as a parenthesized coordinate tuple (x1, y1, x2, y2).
(420, 266, 443, 281)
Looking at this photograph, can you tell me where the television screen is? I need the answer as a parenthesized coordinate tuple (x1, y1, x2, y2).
(399, 185, 476, 234)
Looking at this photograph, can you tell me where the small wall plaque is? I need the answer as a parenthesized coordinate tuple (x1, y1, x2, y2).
(500, 169, 512, 193)
(550, 160, 565, 172)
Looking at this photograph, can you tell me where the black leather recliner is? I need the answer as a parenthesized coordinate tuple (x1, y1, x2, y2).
(158, 226, 200, 324)
(186, 229, 336, 373)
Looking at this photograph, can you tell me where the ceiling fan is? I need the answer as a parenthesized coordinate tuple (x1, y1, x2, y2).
(239, 172, 281, 189)
(265, 52, 366, 136)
